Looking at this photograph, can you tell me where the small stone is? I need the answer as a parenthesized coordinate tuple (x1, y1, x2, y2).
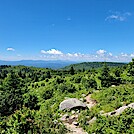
(71, 110, 75, 114)
(82, 94, 86, 97)
(76, 110, 80, 113)
(60, 114, 69, 121)
(100, 110, 105, 114)
(86, 116, 90, 119)
(53, 120, 58, 125)
(79, 98, 84, 102)
(73, 121, 79, 126)
(70, 115, 76, 120)
(75, 114, 79, 118)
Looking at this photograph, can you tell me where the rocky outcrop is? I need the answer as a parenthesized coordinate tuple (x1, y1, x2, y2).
(103, 102, 134, 116)
(128, 103, 134, 109)
(88, 117, 97, 124)
(86, 102, 134, 126)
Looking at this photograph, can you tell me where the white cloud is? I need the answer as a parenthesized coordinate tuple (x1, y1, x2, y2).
(7, 47, 15, 51)
(109, 52, 113, 56)
(74, 53, 79, 57)
(105, 11, 131, 22)
(121, 53, 128, 57)
(130, 53, 134, 57)
(41, 49, 63, 55)
(96, 49, 106, 55)
(106, 15, 125, 21)
(67, 53, 73, 56)
(3, 48, 134, 62)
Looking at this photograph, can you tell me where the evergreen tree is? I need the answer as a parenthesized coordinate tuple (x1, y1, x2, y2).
(128, 58, 134, 76)
(0, 72, 26, 116)
(70, 66, 75, 75)
(99, 63, 113, 87)
(46, 71, 51, 79)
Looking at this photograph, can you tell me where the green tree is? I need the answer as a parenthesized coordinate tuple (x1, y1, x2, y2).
(46, 71, 51, 79)
(24, 93, 40, 110)
(128, 58, 134, 76)
(70, 66, 75, 75)
(0, 72, 26, 116)
(81, 77, 97, 89)
(99, 63, 113, 87)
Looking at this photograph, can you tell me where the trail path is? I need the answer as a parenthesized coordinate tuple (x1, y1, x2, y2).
(62, 94, 97, 134)
(65, 123, 88, 134)
(85, 94, 97, 109)
(62, 93, 134, 134)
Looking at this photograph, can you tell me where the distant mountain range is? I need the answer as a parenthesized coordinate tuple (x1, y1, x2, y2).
(0, 60, 127, 70)
(61, 62, 127, 70)
(0, 60, 77, 69)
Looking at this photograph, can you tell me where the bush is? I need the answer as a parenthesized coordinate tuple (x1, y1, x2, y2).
(74, 76, 81, 83)
(81, 77, 97, 89)
(42, 88, 53, 100)
(86, 108, 134, 134)
(58, 83, 76, 93)
(0, 107, 67, 134)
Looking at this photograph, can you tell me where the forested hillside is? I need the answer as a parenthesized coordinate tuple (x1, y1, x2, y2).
(0, 60, 134, 134)
(62, 62, 126, 70)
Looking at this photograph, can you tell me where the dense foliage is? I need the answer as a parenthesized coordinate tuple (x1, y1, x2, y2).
(0, 60, 134, 133)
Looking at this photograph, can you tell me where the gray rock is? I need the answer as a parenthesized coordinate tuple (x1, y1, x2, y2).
(103, 102, 134, 117)
(88, 117, 97, 124)
(128, 103, 134, 109)
(82, 94, 86, 97)
(115, 106, 128, 116)
(59, 98, 86, 110)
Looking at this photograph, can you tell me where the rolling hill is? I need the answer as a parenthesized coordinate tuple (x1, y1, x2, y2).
(62, 62, 127, 70)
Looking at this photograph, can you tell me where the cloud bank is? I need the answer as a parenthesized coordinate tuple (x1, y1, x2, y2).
(39, 49, 134, 62)
(1, 48, 134, 62)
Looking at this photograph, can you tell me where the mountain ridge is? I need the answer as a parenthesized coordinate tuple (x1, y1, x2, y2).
(0, 60, 77, 69)
(61, 61, 127, 70)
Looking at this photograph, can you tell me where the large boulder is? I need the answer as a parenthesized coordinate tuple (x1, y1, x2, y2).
(59, 98, 86, 110)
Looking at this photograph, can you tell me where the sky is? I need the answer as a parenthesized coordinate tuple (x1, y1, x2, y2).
(0, 0, 134, 62)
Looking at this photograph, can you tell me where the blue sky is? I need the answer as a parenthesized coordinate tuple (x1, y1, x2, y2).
(0, 0, 134, 61)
